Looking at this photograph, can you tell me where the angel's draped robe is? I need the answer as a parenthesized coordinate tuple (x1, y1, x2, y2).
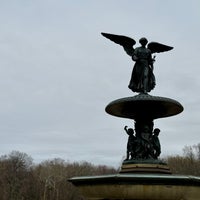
(128, 46, 155, 93)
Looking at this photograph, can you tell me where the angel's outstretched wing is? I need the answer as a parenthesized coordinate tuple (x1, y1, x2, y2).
(147, 42, 173, 54)
(101, 32, 136, 56)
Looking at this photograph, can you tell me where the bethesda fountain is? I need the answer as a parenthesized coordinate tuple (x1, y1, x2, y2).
(69, 33, 200, 199)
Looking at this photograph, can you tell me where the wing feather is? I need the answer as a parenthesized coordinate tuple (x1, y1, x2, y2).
(147, 42, 173, 53)
(101, 32, 136, 56)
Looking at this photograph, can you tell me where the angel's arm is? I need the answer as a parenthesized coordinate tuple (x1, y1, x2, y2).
(124, 126, 128, 134)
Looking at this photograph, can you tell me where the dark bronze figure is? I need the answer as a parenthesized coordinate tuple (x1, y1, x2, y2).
(151, 128, 161, 159)
(124, 126, 136, 160)
(101, 32, 173, 94)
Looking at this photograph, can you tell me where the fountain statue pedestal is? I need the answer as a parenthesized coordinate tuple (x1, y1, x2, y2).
(120, 159, 171, 174)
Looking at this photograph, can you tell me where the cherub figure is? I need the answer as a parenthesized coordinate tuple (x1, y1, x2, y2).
(101, 32, 173, 93)
(124, 126, 136, 160)
(151, 128, 161, 159)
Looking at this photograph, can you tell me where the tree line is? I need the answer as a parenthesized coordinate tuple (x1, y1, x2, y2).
(0, 143, 199, 200)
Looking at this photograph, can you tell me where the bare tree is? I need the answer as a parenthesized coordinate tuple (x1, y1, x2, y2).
(193, 143, 200, 160)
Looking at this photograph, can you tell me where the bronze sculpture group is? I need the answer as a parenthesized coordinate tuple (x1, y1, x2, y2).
(102, 32, 173, 161)
(124, 125, 161, 160)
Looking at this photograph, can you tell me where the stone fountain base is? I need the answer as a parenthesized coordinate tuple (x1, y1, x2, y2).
(69, 173, 200, 200)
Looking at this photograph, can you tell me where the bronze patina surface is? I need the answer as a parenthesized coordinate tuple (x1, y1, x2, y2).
(106, 94, 183, 120)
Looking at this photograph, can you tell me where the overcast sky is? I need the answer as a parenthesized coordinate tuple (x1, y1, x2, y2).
(0, 0, 200, 168)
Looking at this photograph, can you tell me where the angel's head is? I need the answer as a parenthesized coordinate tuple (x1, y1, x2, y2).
(153, 128, 160, 136)
(139, 37, 148, 46)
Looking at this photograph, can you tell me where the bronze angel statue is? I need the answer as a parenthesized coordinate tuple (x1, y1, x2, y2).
(101, 32, 173, 94)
